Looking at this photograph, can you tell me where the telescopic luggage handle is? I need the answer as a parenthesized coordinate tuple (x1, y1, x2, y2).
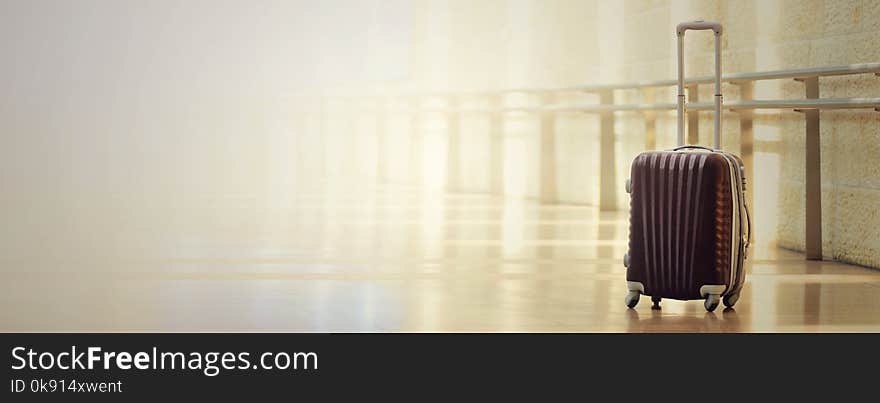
(676, 20, 723, 149)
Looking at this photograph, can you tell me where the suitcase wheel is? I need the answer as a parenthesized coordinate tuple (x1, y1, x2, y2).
(625, 291, 640, 309)
(723, 292, 740, 308)
(704, 294, 721, 312)
(651, 296, 661, 310)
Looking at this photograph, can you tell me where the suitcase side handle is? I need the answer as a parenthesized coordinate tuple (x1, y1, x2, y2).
(676, 20, 722, 149)
(672, 145, 714, 152)
(744, 197, 752, 250)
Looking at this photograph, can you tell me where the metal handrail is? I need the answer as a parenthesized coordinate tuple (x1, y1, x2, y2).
(534, 97, 880, 112)
(374, 97, 880, 114)
(408, 62, 880, 97)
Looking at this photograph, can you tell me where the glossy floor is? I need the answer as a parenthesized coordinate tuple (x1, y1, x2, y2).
(2, 185, 879, 332)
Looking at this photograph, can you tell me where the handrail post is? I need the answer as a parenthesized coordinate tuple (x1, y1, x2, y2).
(802, 76, 823, 260)
(642, 88, 657, 150)
(375, 96, 387, 182)
(539, 92, 557, 202)
(344, 97, 358, 181)
(735, 82, 755, 215)
(318, 95, 329, 182)
(410, 95, 423, 186)
(446, 95, 461, 191)
(489, 94, 504, 194)
(687, 84, 700, 144)
(294, 98, 308, 184)
(599, 89, 617, 211)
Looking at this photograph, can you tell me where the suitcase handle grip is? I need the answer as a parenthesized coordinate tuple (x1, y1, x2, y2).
(677, 20, 722, 149)
(676, 21, 723, 35)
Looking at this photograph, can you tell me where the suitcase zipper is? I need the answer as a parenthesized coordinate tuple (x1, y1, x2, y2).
(719, 151, 744, 295)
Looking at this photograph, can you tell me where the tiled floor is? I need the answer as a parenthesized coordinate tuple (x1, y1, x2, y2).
(2, 185, 879, 332)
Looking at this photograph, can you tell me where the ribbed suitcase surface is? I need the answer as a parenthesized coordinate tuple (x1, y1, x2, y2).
(626, 151, 734, 300)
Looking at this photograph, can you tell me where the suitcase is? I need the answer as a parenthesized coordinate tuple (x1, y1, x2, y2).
(623, 21, 751, 312)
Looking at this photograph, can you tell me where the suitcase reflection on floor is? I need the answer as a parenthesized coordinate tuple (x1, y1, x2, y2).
(625, 307, 744, 333)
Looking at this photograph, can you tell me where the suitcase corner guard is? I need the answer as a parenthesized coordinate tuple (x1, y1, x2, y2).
(627, 281, 644, 293)
(698, 284, 727, 297)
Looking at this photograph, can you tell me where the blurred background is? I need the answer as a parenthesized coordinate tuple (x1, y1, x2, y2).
(1, 0, 878, 331)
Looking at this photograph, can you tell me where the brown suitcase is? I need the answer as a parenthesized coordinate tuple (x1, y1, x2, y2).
(623, 21, 751, 312)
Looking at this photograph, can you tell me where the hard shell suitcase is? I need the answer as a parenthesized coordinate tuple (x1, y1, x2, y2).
(623, 21, 751, 312)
